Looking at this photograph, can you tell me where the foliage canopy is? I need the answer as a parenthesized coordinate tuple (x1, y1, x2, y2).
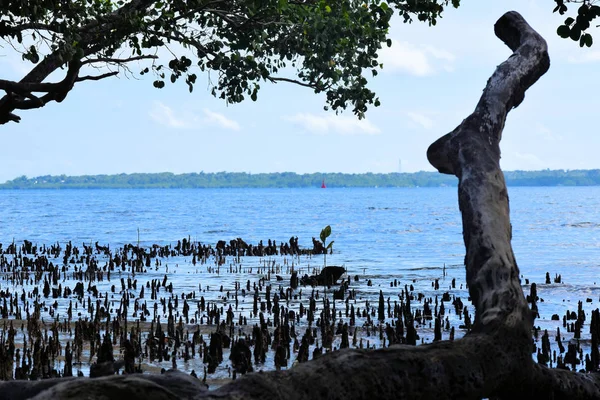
(553, 0, 599, 47)
(0, 0, 460, 124)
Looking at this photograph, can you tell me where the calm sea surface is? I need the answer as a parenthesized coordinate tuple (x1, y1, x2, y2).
(0, 186, 599, 376)
(1, 186, 598, 280)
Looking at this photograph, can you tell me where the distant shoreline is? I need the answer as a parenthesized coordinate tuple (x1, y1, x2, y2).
(1, 170, 600, 189)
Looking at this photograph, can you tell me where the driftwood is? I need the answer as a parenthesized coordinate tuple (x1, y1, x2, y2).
(3, 10, 600, 400)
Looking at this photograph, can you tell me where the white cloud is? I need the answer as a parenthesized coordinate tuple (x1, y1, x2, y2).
(406, 112, 435, 130)
(535, 123, 563, 141)
(567, 50, 600, 64)
(423, 45, 456, 62)
(378, 40, 456, 76)
(203, 109, 240, 131)
(510, 152, 546, 169)
(284, 113, 380, 135)
(149, 101, 190, 128)
(149, 102, 240, 131)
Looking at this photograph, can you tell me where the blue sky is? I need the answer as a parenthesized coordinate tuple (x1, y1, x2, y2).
(1, 0, 599, 183)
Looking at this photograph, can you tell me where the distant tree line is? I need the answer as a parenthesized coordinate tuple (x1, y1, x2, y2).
(2, 169, 600, 189)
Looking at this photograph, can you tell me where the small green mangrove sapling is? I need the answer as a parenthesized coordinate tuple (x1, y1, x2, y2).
(320, 225, 334, 270)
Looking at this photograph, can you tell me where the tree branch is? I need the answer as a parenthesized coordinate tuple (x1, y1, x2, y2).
(81, 55, 158, 65)
(268, 76, 320, 89)
(0, 0, 157, 125)
(0, 22, 63, 36)
(0, 80, 60, 94)
(143, 29, 214, 58)
(4, 112, 20, 123)
(75, 72, 119, 82)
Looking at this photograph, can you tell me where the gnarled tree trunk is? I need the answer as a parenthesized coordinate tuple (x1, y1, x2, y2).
(3, 10, 600, 400)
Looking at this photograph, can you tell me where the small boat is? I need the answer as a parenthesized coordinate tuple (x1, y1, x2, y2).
(321, 179, 326, 189)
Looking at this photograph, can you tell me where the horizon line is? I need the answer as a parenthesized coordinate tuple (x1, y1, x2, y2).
(2, 168, 598, 186)
(3, 167, 595, 182)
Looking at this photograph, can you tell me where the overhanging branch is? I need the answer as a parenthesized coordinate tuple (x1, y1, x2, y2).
(0, 79, 59, 95)
(81, 55, 158, 65)
(0, 22, 63, 36)
(75, 72, 119, 82)
(0, 0, 156, 125)
(268, 76, 318, 89)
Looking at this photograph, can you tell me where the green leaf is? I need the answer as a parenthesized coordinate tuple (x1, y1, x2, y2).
(570, 26, 581, 41)
(557, 25, 570, 38)
(320, 225, 331, 243)
(560, 4, 568, 15)
(386, 38, 392, 47)
(585, 33, 593, 47)
(325, 5, 331, 13)
(576, 15, 590, 31)
(326, 241, 334, 250)
(565, 17, 574, 26)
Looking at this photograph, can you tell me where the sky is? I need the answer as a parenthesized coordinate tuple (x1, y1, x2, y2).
(0, 0, 599, 183)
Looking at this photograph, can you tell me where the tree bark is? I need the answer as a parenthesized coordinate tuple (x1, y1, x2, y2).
(3, 10, 600, 400)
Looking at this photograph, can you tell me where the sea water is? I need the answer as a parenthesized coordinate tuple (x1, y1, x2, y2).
(0, 186, 598, 378)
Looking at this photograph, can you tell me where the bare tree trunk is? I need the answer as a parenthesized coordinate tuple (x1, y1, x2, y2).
(3, 10, 600, 400)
